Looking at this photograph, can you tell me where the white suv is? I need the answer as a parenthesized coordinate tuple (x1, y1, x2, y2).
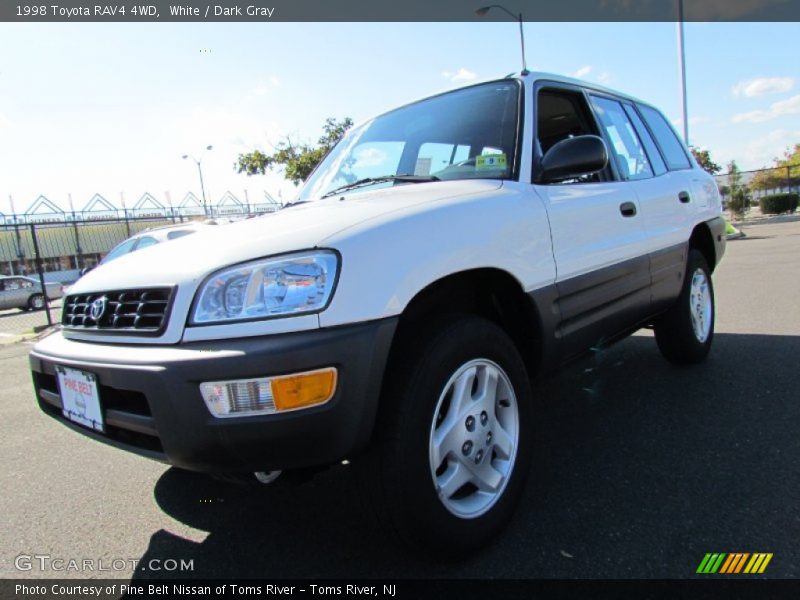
(30, 72, 725, 555)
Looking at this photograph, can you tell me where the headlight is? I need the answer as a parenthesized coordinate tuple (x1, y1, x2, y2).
(191, 251, 339, 324)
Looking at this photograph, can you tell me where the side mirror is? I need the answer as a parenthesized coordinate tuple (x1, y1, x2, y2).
(537, 135, 608, 183)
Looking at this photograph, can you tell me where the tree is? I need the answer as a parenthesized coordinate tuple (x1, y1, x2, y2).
(689, 146, 721, 175)
(750, 142, 800, 192)
(236, 117, 354, 185)
(725, 160, 750, 220)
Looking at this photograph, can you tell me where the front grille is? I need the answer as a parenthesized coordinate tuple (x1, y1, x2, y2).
(62, 287, 174, 333)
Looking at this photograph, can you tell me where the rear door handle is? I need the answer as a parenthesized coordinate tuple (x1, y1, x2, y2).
(679, 191, 691, 203)
(620, 202, 637, 217)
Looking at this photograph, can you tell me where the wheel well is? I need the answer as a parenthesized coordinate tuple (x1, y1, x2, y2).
(690, 224, 716, 272)
(390, 269, 542, 378)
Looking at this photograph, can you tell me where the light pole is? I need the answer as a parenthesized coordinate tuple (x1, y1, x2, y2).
(676, 0, 689, 145)
(182, 145, 213, 215)
(476, 5, 527, 74)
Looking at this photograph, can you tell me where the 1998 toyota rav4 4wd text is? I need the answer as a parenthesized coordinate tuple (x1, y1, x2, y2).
(30, 72, 725, 555)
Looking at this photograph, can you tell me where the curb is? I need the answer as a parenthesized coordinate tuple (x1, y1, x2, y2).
(0, 325, 58, 345)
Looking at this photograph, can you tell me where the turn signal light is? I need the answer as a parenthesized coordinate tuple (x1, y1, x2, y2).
(271, 368, 337, 411)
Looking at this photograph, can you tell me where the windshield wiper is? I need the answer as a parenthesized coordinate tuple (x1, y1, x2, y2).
(321, 174, 440, 199)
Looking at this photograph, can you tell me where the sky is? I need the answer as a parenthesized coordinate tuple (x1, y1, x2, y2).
(0, 21, 798, 215)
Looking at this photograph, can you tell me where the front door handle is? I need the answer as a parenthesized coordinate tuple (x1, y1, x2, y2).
(679, 191, 691, 203)
(620, 202, 637, 217)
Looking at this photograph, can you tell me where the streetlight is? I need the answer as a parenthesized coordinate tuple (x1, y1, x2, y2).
(182, 145, 213, 214)
(476, 5, 527, 73)
(676, 0, 689, 145)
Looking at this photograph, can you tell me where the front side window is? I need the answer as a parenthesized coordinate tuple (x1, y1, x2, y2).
(298, 81, 521, 201)
(591, 96, 653, 181)
(536, 88, 607, 184)
(638, 104, 691, 170)
(102, 238, 137, 263)
(133, 236, 158, 251)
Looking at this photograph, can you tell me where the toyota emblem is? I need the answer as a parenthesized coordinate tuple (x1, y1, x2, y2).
(89, 296, 108, 321)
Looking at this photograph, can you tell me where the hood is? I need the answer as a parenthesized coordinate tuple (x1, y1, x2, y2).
(70, 180, 502, 293)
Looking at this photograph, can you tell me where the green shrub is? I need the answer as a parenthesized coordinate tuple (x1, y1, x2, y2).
(760, 192, 799, 215)
(726, 190, 750, 216)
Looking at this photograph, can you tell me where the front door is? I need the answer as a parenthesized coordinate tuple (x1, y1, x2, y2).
(532, 85, 652, 361)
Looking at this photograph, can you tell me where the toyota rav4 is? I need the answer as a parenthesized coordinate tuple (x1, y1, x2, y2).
(30, 72, 725, 555)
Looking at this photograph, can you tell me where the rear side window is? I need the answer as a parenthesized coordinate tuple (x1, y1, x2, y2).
(623, 104, 667, 176)
(167, 229, 196, 240)
(637, 105, 691, 170)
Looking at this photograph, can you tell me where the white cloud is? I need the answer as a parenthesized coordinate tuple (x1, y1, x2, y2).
(571, 65, 592, 79)
(732, 77, 794, 98)
(0, 112, 11, 131)
(354, 146, 387, 167)
(251, 76, 281, 97)
(596, 72, 612, 85)
(442, 68, 477, 82)
(732, 129, 800, 169)
(732, 94, 800, 123)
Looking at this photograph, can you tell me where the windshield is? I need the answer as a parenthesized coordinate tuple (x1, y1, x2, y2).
(297, 80, 521, 201)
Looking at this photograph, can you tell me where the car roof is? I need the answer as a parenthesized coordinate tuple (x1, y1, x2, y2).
(357, 70, 659, 132)
(522, 71, 649, 106)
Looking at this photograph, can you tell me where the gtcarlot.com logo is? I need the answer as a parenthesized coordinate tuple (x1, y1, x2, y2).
(15, 554, 194, 573)
(696, 553, 773, 574)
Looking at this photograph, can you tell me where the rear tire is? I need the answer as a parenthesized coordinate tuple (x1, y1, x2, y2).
(361, 316, 534, 557)
(654, 249, 715, 365)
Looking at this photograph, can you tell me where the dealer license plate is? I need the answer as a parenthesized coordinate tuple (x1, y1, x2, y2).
(56, 366, 104, 433)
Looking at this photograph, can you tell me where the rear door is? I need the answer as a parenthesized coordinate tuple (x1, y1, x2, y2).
(632, 103, 696, 310)
(588, 95, 691, 313)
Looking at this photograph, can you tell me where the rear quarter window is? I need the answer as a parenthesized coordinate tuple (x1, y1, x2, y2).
(637, 104, 691, 171)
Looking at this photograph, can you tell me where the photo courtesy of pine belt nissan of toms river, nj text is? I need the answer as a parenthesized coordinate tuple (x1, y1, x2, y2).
(29, 71, 725, 556)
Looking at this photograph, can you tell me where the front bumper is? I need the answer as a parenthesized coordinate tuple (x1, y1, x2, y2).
(29, 318, 397, 472)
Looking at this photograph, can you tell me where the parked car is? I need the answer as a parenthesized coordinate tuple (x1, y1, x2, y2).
(30, 72, 725, 556)
(80, 221, 215, 276)
(0, 276, 63, 311)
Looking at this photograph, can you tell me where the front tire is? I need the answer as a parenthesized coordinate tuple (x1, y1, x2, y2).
(363, 316, 533, 556)
(28, 294, 45, 311)
(654, 249, 715, 365)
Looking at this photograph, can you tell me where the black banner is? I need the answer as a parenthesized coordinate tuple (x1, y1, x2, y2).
(2, 0, 800, 23)
(3, 579, 800, 600)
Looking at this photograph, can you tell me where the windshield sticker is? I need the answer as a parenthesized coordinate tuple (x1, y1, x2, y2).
(476, 154, 507, 170)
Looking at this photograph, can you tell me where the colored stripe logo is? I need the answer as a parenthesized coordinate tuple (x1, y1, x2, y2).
(697, 553, 773, 574)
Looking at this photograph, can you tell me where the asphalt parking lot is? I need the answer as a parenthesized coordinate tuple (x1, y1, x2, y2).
(1, 217, 799, 580)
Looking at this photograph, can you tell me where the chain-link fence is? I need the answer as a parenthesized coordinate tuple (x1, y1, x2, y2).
(715, 165, 800, 223)
(0, 216, 214, 336)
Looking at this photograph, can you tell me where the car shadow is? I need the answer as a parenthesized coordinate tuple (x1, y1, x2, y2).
(130, 332, 800, 580)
